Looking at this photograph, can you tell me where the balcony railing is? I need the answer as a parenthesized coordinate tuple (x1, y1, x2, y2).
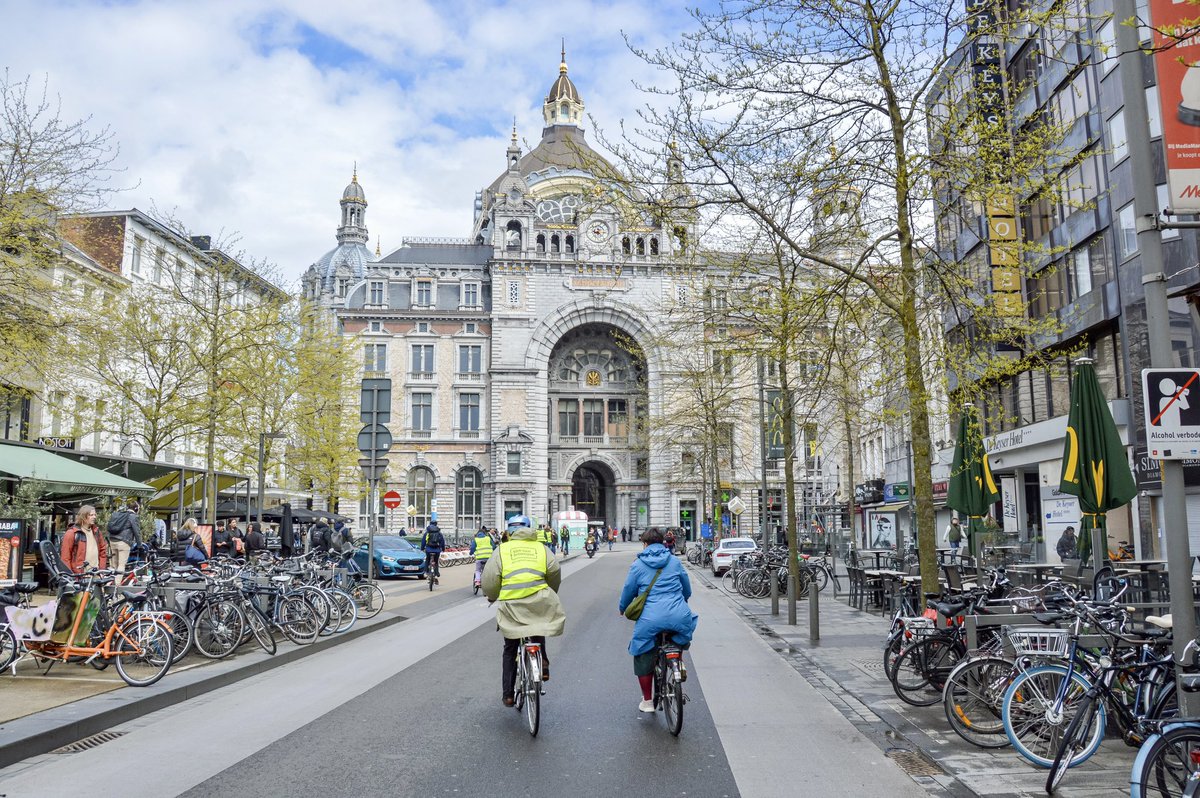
(551, 433, 638, 447)
(408, 371, 436, 382)
(458, 430, 481, 439)
(410, 430, 432, 439)
(455, 372, 485, 382)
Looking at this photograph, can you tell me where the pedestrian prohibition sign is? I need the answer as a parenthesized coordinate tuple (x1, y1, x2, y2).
(382, 490, 402, 510)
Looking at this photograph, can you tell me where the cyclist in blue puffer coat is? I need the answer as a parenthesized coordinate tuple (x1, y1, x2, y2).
(618, 527, 698, 713)
(421, 521, 446, 584)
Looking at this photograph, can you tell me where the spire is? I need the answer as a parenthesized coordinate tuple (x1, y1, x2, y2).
(352, 161, 358, 182)
(338, 170, 368, 245)
(560, 39, 567, 74)
(375, 236, 381, 257)
(507, 120, 522, 172)
(544, 45, 584, 127)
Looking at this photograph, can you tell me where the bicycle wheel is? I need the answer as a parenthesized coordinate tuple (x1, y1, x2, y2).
(891, 637, 962, 707)
(1002, 664, 1094, 768)
(1046, 694, 1104, 793)
(721, 569, 739, 593)
(329, 589, 357, 634)
(155, 610, 192, 664)
(244, 604, 277, 656)
(884, 634, 907, 681)
(0, 623, 17, 671)
(192, 601, 245, 659)
(278, 595, 319, 645)
(350, 582, 386, 619)
(522, 646, 540, 737)
(661, 655, 684, 736)
(113, 617, 174, 687)
(942, 656, 1015, 749)
(1132, 723, 1200, 798)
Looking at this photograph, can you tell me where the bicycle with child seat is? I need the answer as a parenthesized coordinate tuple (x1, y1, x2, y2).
(512, 636, 544, 736)
(20, 570, 174, 687)
(652, 631, 688, 736)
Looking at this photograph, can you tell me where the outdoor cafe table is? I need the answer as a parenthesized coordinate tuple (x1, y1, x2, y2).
(856, 549, 892, 569)
(1006, 563, 1062, 586)
(1113, 560, 1167, 605)
(863, 568, 914, 613)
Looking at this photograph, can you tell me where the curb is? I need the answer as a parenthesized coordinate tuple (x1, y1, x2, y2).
(0, 611, 408, 770)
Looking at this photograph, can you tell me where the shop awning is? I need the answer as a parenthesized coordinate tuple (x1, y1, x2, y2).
(146, 472, 243, 512)
(875, 502, 911, 512)
(0, 442, 155, 498)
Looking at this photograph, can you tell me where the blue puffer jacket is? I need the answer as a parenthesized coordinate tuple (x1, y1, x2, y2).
(618, 543, 698, 656)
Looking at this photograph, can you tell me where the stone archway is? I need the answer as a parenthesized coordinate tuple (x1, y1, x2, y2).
(571, 459, 617, 529)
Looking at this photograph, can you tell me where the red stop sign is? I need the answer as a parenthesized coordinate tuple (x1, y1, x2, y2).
(382, 490, 402, 510)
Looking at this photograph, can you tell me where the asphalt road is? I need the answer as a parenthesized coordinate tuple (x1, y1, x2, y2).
(181, 550, 736, 798)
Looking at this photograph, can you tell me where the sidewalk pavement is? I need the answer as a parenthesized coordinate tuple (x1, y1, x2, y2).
(0, 552, 579, 768)
(686, 563, 1131, 798)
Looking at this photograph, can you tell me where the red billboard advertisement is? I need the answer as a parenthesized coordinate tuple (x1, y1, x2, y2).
(1154, 0, 1200, 212)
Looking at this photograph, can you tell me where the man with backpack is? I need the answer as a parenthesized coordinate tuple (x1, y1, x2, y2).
(309, 518, 333, 554)
(106, 500, 141, 573)
(422, 521, 446, 584)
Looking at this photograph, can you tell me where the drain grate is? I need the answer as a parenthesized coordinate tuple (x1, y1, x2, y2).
(52, 731, 127, 754)
(854, 659, 887, 672)
(886, 749, 944, 777)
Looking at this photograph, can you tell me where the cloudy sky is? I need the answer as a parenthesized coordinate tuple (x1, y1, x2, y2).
(2, 0, 700, 286)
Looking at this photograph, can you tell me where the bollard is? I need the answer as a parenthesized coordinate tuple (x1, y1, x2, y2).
(809, 576, 820, 641)
(770, 564, 780, 616)
(787, 573, 797, 625)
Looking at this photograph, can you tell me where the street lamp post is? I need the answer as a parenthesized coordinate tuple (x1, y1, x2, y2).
(258, 432, 286, 528)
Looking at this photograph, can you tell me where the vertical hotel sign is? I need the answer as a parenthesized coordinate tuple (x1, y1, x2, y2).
(968, 0, 1024, 316)
(1153, 0, 1200, 212)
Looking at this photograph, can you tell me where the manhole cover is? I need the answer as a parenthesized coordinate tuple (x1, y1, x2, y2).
(53, 731, 127, 754)
(886, 749, 943, 777)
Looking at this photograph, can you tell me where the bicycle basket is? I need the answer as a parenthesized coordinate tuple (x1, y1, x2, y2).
(1006, 627, 1069, 658)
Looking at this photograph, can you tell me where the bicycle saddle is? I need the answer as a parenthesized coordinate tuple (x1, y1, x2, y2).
(118, 588, 151, 604)
(934, 600, 967, 617)
(1033, 611, 1069, 625)
(1146, 614, 1173, 630)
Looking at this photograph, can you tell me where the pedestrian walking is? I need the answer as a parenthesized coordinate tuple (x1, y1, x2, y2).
(227, 518, 246, 558)
(560, 526, 570, 555)
(106, 500, 140, 573)
(946, 517, 963, 561)
(608, 528, 615, 551)
(621, 526, 628, 542)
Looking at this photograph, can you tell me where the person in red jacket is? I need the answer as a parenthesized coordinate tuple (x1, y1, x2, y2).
(60, 505, 108, 573)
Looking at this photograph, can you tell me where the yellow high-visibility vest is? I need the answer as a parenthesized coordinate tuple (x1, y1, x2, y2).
(474, 534, 494, 561)
(498, 539, 549, 600)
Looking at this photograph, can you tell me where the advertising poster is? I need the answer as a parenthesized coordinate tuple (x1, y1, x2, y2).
(1042, 495, 1080, 564)
(1153, 0, 1200, 212)
(0, 518, 24, 585)
(869, 511, 897, 549)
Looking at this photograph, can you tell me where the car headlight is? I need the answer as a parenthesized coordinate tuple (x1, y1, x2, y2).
(381, 556, 398, 565)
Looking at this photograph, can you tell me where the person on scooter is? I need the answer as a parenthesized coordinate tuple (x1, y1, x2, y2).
(585, 532, 597, 557)
(482, 514, 566, 706)
(470, 526, 495, 590)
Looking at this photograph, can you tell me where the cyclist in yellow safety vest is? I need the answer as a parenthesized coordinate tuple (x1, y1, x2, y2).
(482, 514, 566, 707)
(539, 523, 557, 555)
(470, 528, 495, 589)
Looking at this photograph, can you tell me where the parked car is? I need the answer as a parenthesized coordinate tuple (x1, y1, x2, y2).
(353, 535, 426, 579)
(711, 537, 759, 575)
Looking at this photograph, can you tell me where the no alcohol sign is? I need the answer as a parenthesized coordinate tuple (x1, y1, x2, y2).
(1143, 368, 1200, 458)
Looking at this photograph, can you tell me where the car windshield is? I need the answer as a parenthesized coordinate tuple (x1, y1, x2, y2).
(370, 536, 415, 551)
(722, 540, 756, 549)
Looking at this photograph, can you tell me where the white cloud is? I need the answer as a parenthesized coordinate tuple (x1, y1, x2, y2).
(1, 0, 692, 286)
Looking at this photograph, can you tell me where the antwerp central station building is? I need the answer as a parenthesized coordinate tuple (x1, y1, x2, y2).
(302, 57, 815, 538)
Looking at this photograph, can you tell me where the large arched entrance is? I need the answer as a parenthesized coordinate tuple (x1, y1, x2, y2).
(571, 460, 616, 528)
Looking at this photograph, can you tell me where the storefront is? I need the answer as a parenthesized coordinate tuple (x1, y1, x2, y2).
(984, 401, 1133, 563)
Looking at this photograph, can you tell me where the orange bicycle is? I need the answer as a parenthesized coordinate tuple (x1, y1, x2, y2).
(21, 571, 174, 687)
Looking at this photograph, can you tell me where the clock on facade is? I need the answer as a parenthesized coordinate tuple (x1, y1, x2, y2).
(585, 221, 610, 245)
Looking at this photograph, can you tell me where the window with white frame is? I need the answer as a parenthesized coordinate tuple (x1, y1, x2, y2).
(411, 393, 433, 432)
(416, 279, 433, 306)
(364, 343, 387, 372)
(131, 237, 145, 275)
(459, 393, 480, 432)
(411, 344, 434, 374)
(369, 280, 385, 305)
(462, 282, 479, 307)
(153, 249, 165, 283)
(338, 278, 349, 298)
(458, 345, 482, 374)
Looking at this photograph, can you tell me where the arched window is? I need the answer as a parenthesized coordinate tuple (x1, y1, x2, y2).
(649, 237, 659, 256)
(565, 235, 575, 254)
(673, 226, 687, 251)
(407, 467, 435, 532)
(536, 234, 546, 253)
(560, 102, 569, 121)
(456, 467, 482, 531)
(636, 237, 646, 255)
(621, 236, 631, 255)
(505, 220, 521, 249)
(551, 234, 560, 253)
